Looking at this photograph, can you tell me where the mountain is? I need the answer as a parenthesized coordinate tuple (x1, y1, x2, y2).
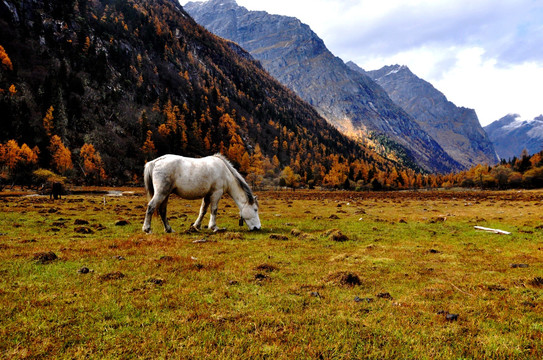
(484, 114, 543, 160)
(0, 0, 397, 185)
(184, 0, 462, 173)
(354, 63, 499, 168)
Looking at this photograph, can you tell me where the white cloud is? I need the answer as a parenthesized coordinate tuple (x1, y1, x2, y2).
(184, 0, 543, 125)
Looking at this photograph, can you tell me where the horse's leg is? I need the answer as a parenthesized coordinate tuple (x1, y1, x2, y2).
(192, 194, 210, 230)
(208, 190, 223, 231)
(142, 192, 168, 233)
(158, 195, 173, 233)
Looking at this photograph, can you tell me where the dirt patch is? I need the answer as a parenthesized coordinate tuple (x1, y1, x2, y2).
(74, 227, 94, 234)
(33, 251, 58, 264)
(99, 272, 125, 281)
(255, 263, 279, 272)
(529, 277, 543, 287)
(376, 292, 393, 300)
(323, 229, 349, 242)
(269, 234, 289, 241)
(326, 271, 362, 287)
(147, 278, 165, 286)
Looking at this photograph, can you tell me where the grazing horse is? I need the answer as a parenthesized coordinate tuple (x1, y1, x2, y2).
(142, 154, 261, 233)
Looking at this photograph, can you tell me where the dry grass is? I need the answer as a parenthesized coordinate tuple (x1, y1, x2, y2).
(1, 188, 543, 359)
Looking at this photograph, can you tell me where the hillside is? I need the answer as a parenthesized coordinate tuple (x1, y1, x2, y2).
(0, 0, 398, 187)
(184, 0, 462, 173)
(357, 63, 499, 168)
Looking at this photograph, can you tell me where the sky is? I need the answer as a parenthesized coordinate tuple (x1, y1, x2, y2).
(182, 0, 543, 126)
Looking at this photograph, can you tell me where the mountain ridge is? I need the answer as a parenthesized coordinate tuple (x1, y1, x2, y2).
(185, 0, 463, 173)
(354, 63, 499, 168)
(484, 114, 543, 160)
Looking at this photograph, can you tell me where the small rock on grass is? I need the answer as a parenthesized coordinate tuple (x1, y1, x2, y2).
(310, 291, 323, 299)
(446, 313, 459, 321)
(437, 310, 459, 321)
(78, 267, 91, 274)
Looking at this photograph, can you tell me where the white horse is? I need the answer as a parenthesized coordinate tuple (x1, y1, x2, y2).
(142, 154, 261, 233)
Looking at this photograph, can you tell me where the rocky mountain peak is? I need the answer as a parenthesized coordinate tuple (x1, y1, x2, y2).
(485, 115, 543, 160)
(361, 64, 499, 168)
(185, 0, 463, 173)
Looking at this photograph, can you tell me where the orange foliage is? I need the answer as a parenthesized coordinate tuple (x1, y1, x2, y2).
(49, 135, 73, 173)
(0, 45, 13, 71)
(43, 106, 55, 137)
(80, 143, 106, 180)
(8, 84, 17, 96)
(141, 130, 156, 159)
(0, 140, 39, 172)
(83, 36, 91, 53)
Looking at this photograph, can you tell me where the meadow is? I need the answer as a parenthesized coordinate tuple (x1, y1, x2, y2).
(1, 188, 543, 359)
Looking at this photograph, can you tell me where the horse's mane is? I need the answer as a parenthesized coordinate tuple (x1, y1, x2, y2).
(214, 153, 255, 205)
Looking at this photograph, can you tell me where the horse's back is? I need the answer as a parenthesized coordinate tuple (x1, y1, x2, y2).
(151, 155, 228, 199)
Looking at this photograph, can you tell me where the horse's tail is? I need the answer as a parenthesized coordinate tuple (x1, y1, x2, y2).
(143, 160, 155, 199)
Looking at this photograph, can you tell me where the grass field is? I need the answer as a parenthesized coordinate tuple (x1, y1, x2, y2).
(1, 188, 543, 359)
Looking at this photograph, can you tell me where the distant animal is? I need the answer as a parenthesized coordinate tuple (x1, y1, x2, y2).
(142, 154, 261, 233)
(50, 182, 63, 200)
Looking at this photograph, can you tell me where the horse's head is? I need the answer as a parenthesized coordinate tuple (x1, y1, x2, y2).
(240, 196, 261, 231)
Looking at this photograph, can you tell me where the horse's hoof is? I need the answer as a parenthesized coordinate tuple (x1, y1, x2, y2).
(186, 226, 199, 233)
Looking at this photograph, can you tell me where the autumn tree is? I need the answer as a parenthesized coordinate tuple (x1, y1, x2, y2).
(0, 140, 39, 185)
(490, 165, 513, 189)
(323, 156, 349, 188)
(0, 45, 13, 71)
(246, 144, 266, 188)
(141, 130, 157, 161)
(83, 36, 91, 53)
(80, 143, 107, 184)
(48, 135, 73, 174)
(280, 166, 300, 189)
(43, 106, 55, 137)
